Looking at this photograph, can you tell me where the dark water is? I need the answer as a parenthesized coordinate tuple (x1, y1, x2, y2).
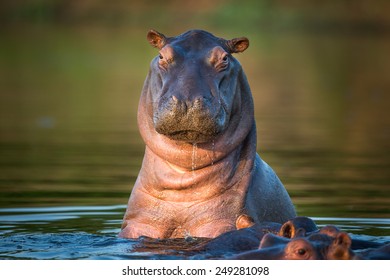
(0, 8, 390, 259)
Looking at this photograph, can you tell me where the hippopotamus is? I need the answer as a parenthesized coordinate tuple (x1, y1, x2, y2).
(201, 216, 318, 256)
(357, 243, 390, 260)
(119, 29, 296, 239)
(130, 216, 318, 257)
(233, 215, 384, 251)
(229, 221, 389, 260)
(129, 216, 389, 259)
(231, 225, 358, 260)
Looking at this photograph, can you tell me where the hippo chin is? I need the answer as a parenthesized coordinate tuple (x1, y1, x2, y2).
(119, 29, 296, 239)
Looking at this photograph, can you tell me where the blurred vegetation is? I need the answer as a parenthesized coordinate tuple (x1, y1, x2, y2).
(1, 0, 390, 33)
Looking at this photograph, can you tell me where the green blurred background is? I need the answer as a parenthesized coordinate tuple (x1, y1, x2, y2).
(0, 0, 389, 218)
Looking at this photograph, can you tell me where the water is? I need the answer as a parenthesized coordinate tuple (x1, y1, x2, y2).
(0, 205, 388, 260)
(0, 4, 389, 259)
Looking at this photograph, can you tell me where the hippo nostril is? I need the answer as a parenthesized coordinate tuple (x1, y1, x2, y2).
(193, 98, 203, 109)
(169, 95, 187, 111)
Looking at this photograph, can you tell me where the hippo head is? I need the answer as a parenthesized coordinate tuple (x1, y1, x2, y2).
(145, 29, 249, 143)
(256, 234, 321, 260)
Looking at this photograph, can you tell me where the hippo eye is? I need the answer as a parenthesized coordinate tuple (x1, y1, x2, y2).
(221, 54, 229, 65)
(214, 53, 229, 72)
(158, 53, 170, 70)
(297, 248, 306, 255)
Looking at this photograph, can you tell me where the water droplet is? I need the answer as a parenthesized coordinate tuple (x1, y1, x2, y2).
(191, 143, 197, 171)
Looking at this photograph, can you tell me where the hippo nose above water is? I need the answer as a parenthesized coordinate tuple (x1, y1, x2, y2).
(154, 92, 227, 143)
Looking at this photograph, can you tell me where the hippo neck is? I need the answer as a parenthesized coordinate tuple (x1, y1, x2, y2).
(138, 124, 257, 202)
(136, 68, 257, 201)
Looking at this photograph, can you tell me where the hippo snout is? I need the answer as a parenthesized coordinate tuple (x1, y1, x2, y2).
(153, 94, 227, 143)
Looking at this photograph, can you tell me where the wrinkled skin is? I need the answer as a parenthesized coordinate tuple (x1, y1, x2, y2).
(119, 29, 296, 239)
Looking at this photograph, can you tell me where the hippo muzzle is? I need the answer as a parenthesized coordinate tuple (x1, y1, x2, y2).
(153, 91, 227, 143)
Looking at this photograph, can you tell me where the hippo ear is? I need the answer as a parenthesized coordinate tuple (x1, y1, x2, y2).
(279, 221, 295, 238)
(226, 37, 249, 53)
(235, 214, 255, 230)
(334, 232, 352, 248)
(147, 29, 167, 49)
(330, 232, 354, 260)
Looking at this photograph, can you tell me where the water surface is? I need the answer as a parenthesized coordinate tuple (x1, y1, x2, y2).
(0, 205, 389, 260)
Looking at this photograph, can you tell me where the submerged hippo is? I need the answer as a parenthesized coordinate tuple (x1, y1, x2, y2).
(119, 29, 296, 239)
(130, 216, 318, 257)
(232, 226, 358, 260)
(228, 219, 389, 260)
(202, 216, 318, 255)
(129, 216, 389, 259)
